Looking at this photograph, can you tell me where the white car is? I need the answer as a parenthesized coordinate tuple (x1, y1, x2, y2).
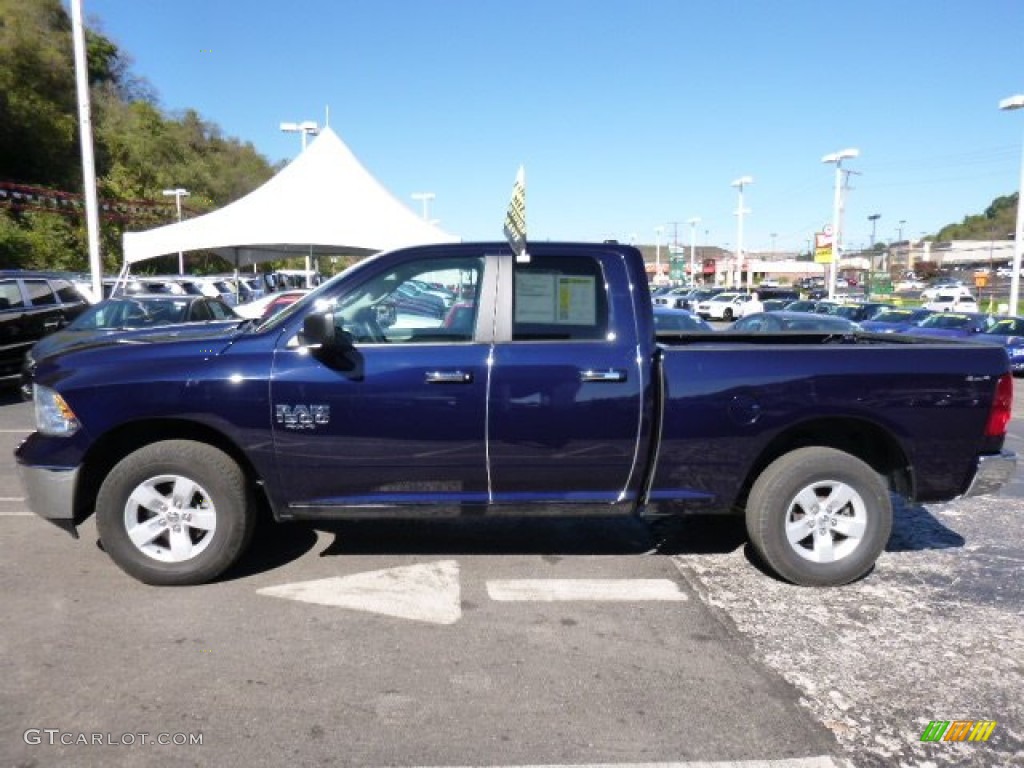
(696, 292, 752, 321)
(923, 292, 979, 313)
(921, 281, 969, 301)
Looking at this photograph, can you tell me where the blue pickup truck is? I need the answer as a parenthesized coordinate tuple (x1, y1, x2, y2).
(15, 242, 1017, 587)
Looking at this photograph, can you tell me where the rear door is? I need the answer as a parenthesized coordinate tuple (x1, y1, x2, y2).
(486, 248, 647, 508)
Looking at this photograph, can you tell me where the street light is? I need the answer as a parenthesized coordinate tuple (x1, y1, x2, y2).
(731, 176, 753, 291)
(1000, 94, 1024, 315)
(280, 120, 320, 151)
(280, 120, 320, 287)
(654, 226, 664, 284)
(411, 192, 436, 221)
(688, 217, 701, 286)
(867, 213, 881, 298)
(162, 187, 189, 274)
(822, 148, 859, 300)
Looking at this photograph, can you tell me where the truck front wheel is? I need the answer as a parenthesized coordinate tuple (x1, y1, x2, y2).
(745, 447, 892, 586)
(96, 440, 254, 586)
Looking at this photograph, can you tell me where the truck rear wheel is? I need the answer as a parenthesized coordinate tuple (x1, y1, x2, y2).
(96, 440, 254, 586)
(745, 447, 892, 586)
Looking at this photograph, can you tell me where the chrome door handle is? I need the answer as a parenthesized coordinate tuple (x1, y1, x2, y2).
(579, 369, 627, 383)
(425, 370, 473, 384)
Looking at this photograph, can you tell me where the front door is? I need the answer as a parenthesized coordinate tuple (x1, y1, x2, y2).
(270, 252, 493, 513)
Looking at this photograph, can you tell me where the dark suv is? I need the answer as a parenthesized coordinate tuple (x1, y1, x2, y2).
(0, 272, 90, 394)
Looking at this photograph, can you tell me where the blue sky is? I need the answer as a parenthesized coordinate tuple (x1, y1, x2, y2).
(82, 0, 1024, 252)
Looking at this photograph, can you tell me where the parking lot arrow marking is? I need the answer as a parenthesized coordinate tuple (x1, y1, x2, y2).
(257, 560, 461, 624)
(486, 578, 688, 602)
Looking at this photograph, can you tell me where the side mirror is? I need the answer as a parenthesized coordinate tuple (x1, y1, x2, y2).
(301, 312, 336, 348)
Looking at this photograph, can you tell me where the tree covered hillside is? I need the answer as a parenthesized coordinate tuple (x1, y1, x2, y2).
(0, 0, 276, 272)
(933, 193, 1019, 243)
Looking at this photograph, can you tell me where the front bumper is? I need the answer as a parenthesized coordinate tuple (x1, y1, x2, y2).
(16, 462, 80, 534)
(961, 451, 1017, 498)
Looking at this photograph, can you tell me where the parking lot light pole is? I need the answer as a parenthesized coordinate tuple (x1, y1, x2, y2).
(688, 217, 701, 287)
(280, 120, 320, 152)
(162, 188, 189, 274)
(1000, 94, 1024, 315)
(280, 121, 320, 286)
(411, 192, 436, 222)
(822, 149, 859, 300)
(654, 226, 664, 284)
(731, 177, 753, 291)
(867, 213, 881, 298)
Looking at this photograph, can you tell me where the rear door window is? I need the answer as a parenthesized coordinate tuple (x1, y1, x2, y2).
(24, 280, 57, 306)
(511, 255, 609, 341)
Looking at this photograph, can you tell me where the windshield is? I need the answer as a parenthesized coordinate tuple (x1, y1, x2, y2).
(870, 310, 916, 323)
(69, 297, 190, 329)
(986, 318, 1024, 335)
(919, 314, 976, 329)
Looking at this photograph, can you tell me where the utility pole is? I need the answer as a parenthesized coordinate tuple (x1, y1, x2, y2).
(867, 213, 881, 298)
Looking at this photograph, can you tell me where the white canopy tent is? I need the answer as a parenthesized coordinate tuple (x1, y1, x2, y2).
(122, 126, 458, 268)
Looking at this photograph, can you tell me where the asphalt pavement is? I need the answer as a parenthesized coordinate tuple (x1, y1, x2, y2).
(1, 387, 1021, 768)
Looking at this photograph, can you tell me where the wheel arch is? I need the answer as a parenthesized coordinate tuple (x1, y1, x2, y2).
(737, 416, 912, 512)
(74, 419, 271, 525)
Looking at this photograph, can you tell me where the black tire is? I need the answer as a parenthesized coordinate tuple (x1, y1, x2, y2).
(723, 308, 734, 321)
(745, 447, 892, 586)
(96, 440, 254, 586)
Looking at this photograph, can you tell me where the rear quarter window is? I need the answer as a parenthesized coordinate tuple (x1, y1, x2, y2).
(52, 279, 84, 304)
(0, 280, 26, 311)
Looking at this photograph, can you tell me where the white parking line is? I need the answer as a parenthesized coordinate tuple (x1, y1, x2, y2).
(400, 758, 844, 768)
(486, 578, 688, 602)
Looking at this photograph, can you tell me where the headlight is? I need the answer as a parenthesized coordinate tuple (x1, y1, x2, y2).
(34, 385, 81, 437)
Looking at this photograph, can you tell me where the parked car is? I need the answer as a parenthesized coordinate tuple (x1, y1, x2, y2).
(741, 288, 801, 317)
(20, 294, 239, 399)
(0, 271, 90, 392)
(924, 292, 980, 313)
(655, 286, 723, 310)
(652, 306, 713, 332)
(921, 280, 970, 301)
(824, 302, 894, 322)
(904, 312, 994, 340)
(394, 282, 446, 318)
(859, 307, 935, 334)
(652, 286, 694, 308)
(975, 316, 1024, 374)
(695, 291, 753, 321)
(728, 311, 861, 333)
(782, 300, 822, 313)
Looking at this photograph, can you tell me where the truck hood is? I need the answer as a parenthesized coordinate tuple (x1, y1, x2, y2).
(30, 320, 245, 364)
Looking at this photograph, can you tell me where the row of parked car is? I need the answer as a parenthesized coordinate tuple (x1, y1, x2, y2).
(3, 266, 470, 401)
(651, 290, 1024, 374)
(1, 270, 316, 400)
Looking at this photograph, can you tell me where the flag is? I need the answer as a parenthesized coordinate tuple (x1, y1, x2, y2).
(503, 165, 528, 261)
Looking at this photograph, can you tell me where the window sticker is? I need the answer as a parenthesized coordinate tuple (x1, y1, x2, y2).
(515, 272, 596, 325)
(515, 272, 557, 323)
(557, 276, 596, 324)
